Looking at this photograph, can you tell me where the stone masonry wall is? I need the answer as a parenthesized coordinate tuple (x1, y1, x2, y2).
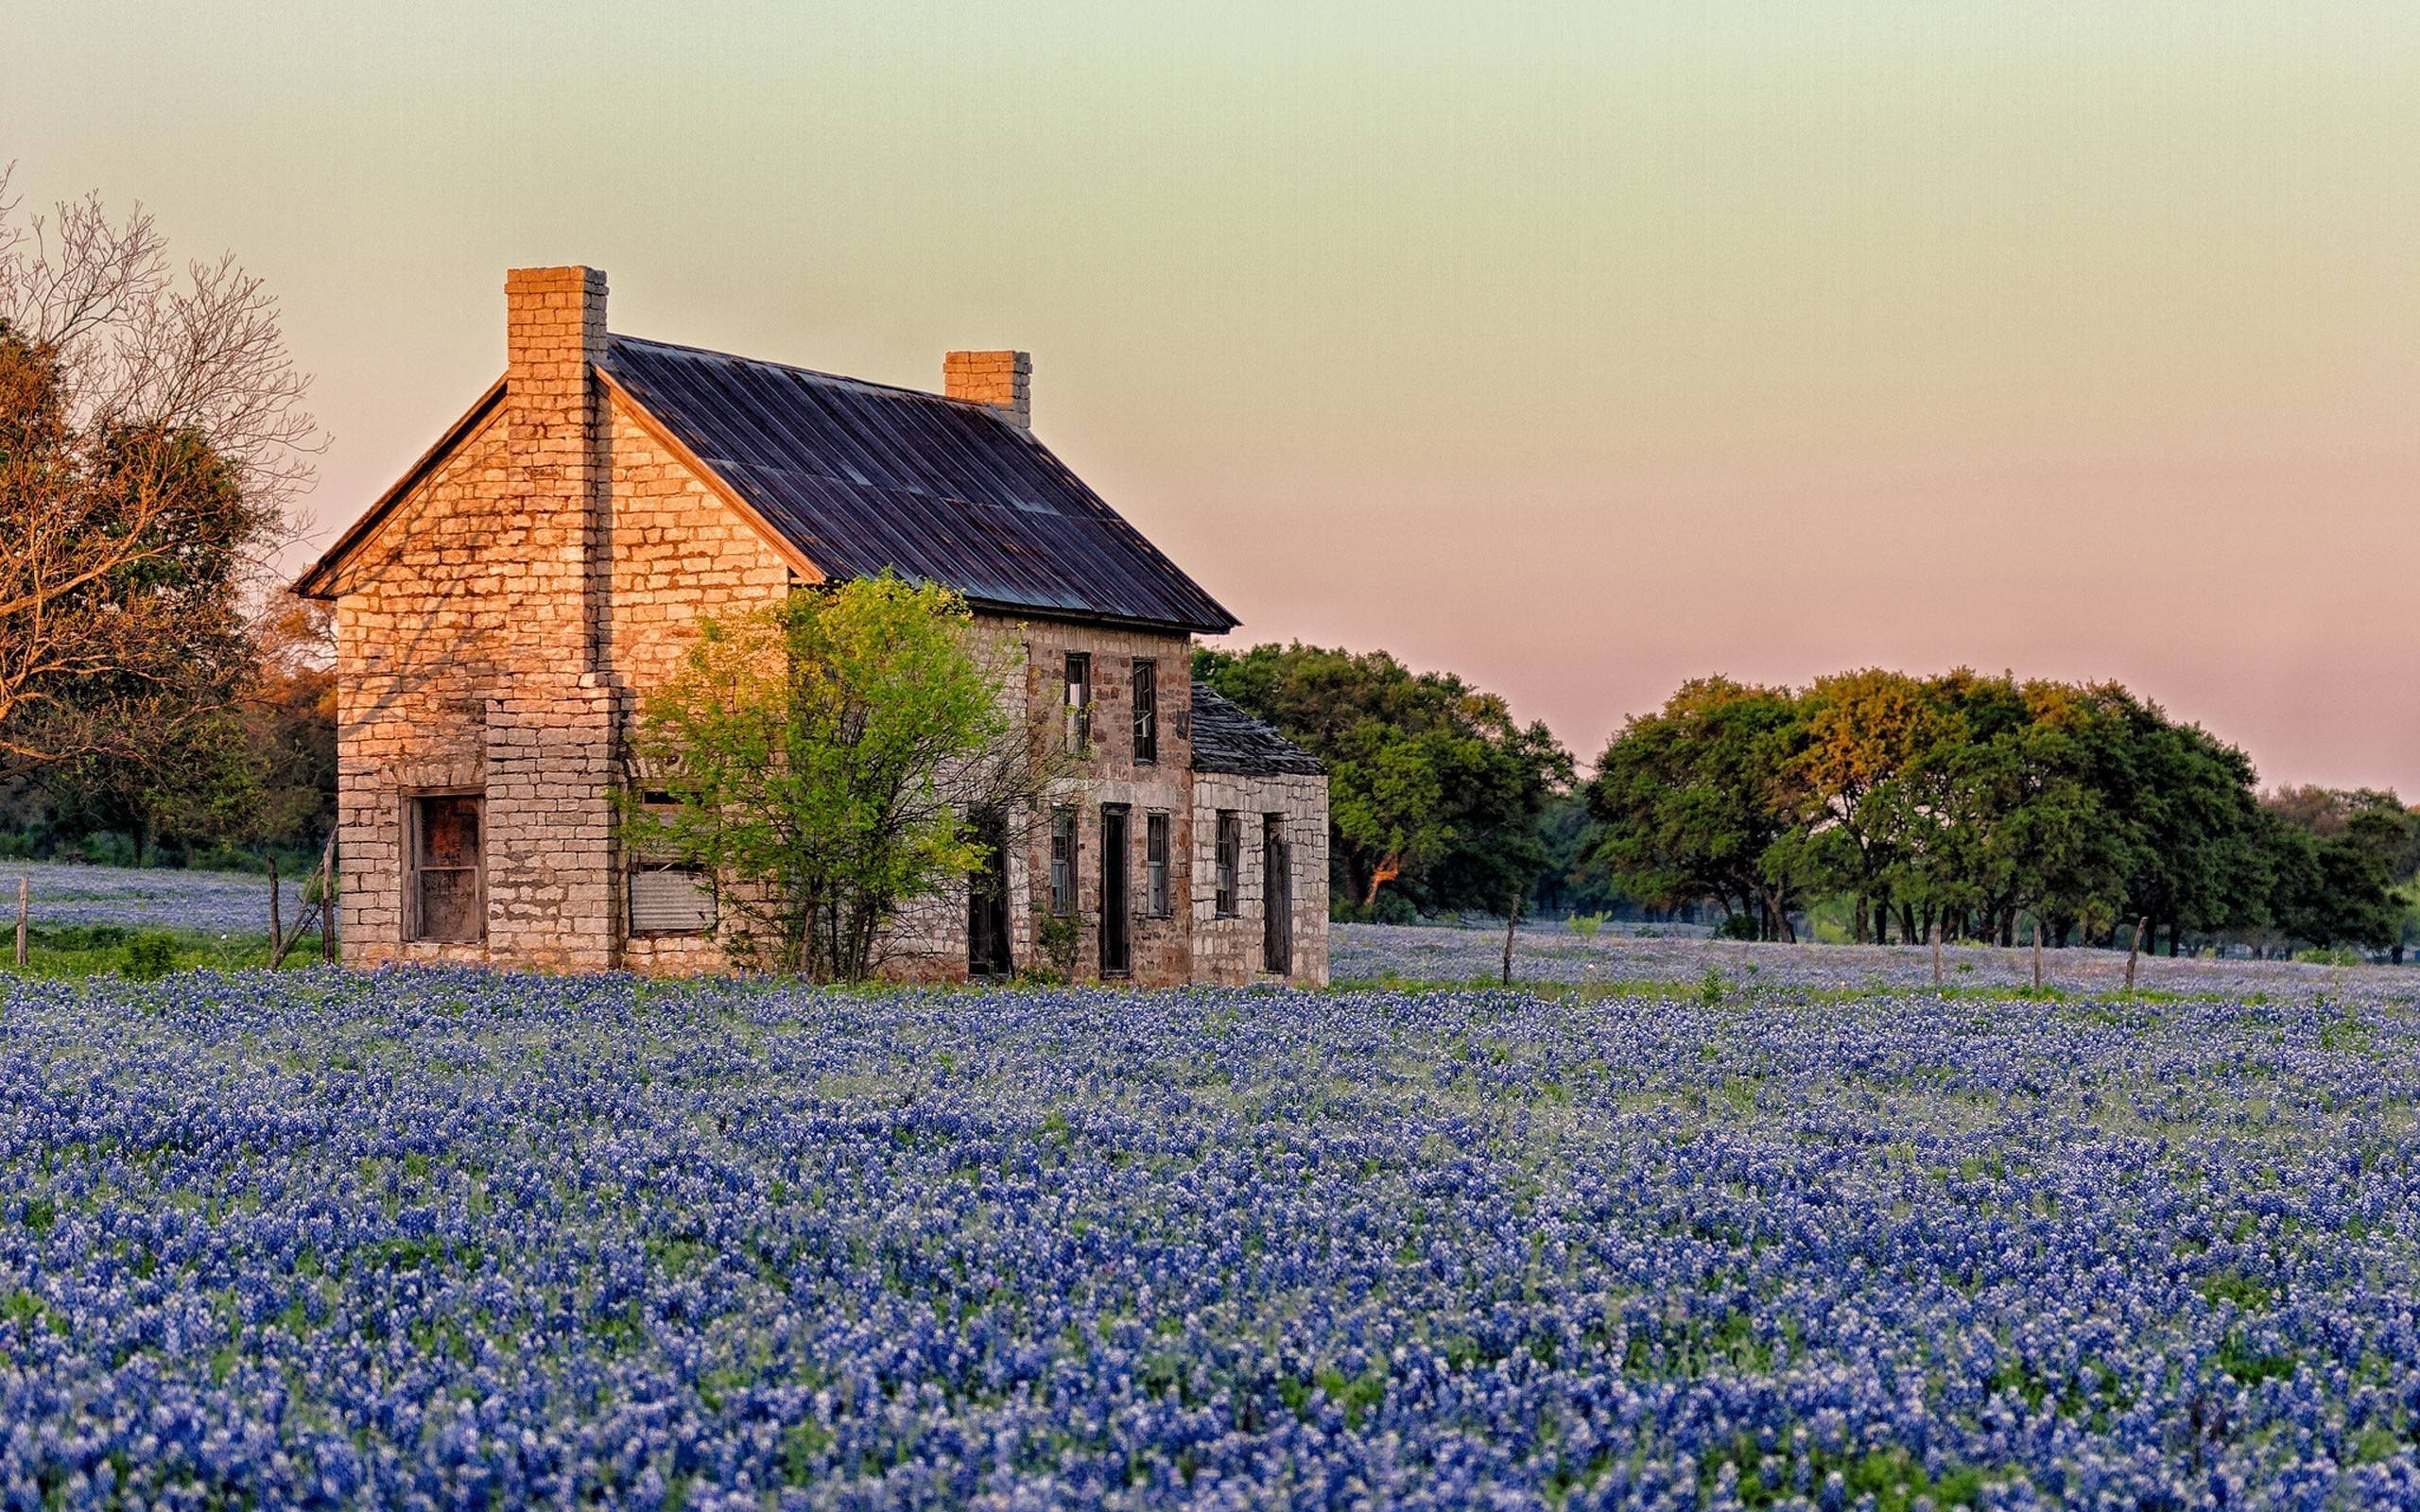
(328, 414, 509, 967)
(1007, 621, 1197, 986)
(1190, 772, 1330, 988)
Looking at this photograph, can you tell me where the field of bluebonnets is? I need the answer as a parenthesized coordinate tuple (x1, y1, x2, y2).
(2, 862, 277, 935)
(6, 928, 2420, 1509)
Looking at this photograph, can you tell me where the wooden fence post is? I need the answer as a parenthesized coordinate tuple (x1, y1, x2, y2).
(272, 832, 340, 970)
(2125, 915, 2147, 992)
(2031, 914, 2044, 990)
(267, 855, 284, 965)
(13, 876, 26, 970)
(1930, 920, 1943, 991)
(318, 833, 337, 963)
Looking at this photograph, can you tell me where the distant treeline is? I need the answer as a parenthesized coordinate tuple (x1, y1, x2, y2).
(1200, 649, 2420, 957)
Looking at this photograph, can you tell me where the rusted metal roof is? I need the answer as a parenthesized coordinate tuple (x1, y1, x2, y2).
(1189, 682, 1324, 777)
(598, 335, 1237, 634)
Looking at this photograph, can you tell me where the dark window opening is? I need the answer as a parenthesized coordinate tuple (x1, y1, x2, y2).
(1146, 812, 1170, 917)
(1063, 653, 1092, 754)
(1100, 804, 1132, 975)
(1049, 806, 1078, 915)
(410, 793, 483, 943)
(1214, 811, 1240, 918)
(1262, 814, 1293, 976)
(1132, 659, 1158, 764)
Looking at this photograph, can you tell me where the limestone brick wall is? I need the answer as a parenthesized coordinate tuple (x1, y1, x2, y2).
(1190, 772, 1330, 988)
(1005, 620, 1196, 986)
(600, 398, 794, 689)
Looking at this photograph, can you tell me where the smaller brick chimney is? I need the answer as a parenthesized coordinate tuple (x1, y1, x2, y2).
(943, 350, 1030, 429)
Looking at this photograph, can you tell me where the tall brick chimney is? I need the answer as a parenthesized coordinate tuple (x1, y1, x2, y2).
(503, 265, 609, 672)
(493, 266, 617, 971)
(944, 349, 1030, 429)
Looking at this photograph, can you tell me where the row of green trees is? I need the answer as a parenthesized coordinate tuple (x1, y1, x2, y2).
(1590, 671, 2417, 952)
(1203, 651, 2420, 955)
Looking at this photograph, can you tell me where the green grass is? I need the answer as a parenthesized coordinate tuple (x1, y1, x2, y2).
(0, 923, 306, 981)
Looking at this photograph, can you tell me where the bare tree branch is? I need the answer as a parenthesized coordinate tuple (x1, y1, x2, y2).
(0, 163, 320, 774)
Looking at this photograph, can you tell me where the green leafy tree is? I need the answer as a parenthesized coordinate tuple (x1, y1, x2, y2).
(1786, 669, 1948, 942)
(1194, 643, 1570, 919)
(2259, 787, 2411, 951)
(1585, 677, 1803, 939)
(624, 576, 1057, 981)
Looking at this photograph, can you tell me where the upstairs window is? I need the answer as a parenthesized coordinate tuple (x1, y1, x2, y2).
(1132, 660, 1158, 764)
(1049, 805, 1078, 915)
(629, 791, 714, 936)
(1214, 811, 1240, 917)
(409, 793, 483, 943)
(1063, 653, 1092, 753)
(1146, 812, 1171, 916)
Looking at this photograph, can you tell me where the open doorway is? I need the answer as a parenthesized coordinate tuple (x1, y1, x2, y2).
(966, 807, 1012, 977)
(1100, 804, 1132, 975)
(1262, 814, 1291, 976)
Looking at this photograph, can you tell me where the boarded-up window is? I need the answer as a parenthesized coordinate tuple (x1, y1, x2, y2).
(1132, 660, 1158, 764)
(410, 794, 482, 943)
(630, 868, 715, 935)
(1063, 654, 1092, 753)
(1214, 811, 1240, 917)
(629, 793, 713, 936)
(1049, 805, 1078, 914)
(1146, 812, 1170, 916)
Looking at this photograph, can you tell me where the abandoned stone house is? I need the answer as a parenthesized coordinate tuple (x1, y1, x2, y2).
(295, 266, 1327, 985)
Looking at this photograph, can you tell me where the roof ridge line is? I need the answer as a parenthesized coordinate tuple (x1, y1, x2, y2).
(604, 332, 1012, 417)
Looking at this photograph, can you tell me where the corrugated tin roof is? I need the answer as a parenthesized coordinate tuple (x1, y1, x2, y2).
(598, 335, 1237, 634)
(1189, 682, 1324, 777)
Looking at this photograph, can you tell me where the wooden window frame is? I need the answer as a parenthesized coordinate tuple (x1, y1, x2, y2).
(406, 790, 485, 944)
(1131, 659, 1158, 765)
(627, 791, 715, 938)
(1214, 810, 1240, 918)
(1063, 652, 1093, 755)
(1145, 811, 1171, 917)
(1049, 804, 1079, 915)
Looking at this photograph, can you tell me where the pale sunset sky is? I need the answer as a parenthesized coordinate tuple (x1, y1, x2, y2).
(7, 2, 2415, 788)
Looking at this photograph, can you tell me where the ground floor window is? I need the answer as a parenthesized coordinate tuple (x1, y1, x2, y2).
(629, 793, 714, 936)
(1049, 805, 1078, 914)
(409, 793, 483, 943)
(1214, 811, 1240, 917)
(1145, 812, 1171, 916)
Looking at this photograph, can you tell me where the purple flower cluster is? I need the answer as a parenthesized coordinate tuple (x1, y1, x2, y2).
(4, 863, 273, 935)
(1336, 919, 2407, 996)
(4, 968, 2418, 1508)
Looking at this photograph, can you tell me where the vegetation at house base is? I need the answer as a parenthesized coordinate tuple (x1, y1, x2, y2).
(5, 965, 2418, 1504)
(1587, 667, 2420, 954)
(624, 574, 1058, 981)
(1194, 641, 1571, 920)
